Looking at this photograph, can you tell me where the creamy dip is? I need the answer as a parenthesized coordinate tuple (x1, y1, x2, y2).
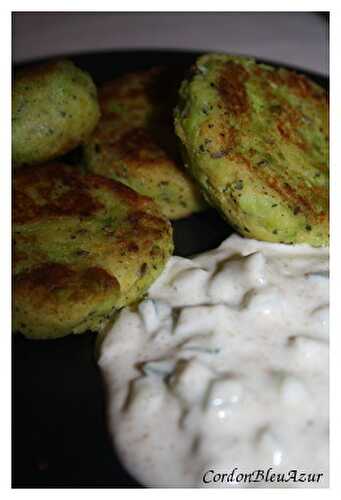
(98, 234, 329, 488)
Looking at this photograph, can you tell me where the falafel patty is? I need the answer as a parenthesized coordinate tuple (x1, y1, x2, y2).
(83, 67, 206, 220)
(175, 54, 329, 245)
(13, 59, 100, 167)
(13, 163, 173, 339)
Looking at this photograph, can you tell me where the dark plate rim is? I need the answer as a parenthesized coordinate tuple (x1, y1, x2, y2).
(13, 48, 329, 83)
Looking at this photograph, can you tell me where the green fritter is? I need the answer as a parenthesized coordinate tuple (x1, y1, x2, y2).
(175, 53, 329, 245)
(13, 59, 100, 167)
(83, 67, 206, 220)
(13, 163, 173, 339)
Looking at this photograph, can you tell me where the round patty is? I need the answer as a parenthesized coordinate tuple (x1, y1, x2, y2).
(83, 67, 206, 220)
(175, 54, 329, 245)
(13, 59, 100, 167)
(13, 163, 173, 339)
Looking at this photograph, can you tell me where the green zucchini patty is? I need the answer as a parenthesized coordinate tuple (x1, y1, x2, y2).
(175, 53, 329, 245)
(13, 59, 100, 166)
(83, 67, 206, 219)
(13, 163, 173, 339)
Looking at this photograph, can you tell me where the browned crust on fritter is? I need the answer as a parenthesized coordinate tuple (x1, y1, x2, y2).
(213, 61, 328, 226)
(13, 163, 153, 225)
(225, 151, 327, 226)
(108, 127, 166, 161)
(99, 66, 179, 115)
(92, 124, 174, 172)
(14, 263, 119, 304)
(218, 61, 250, 116)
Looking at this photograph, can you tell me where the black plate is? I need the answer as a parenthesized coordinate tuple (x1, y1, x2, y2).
(12, 50, 328, 488)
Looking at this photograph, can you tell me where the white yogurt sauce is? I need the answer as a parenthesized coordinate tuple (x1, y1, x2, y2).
(98, 234, 329, 487)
